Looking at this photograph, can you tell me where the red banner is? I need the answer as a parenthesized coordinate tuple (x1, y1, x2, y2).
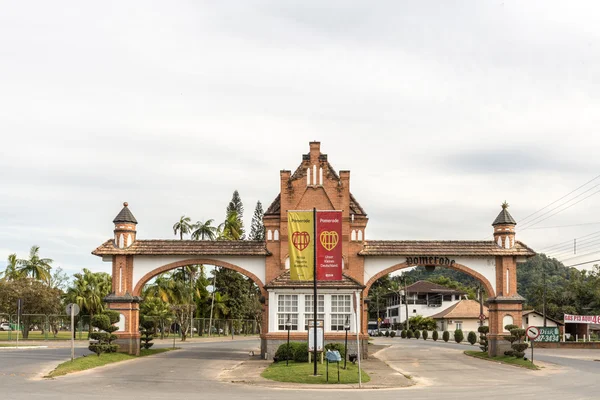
(564, 314, 599, 324)
(316, 210, 343, 281)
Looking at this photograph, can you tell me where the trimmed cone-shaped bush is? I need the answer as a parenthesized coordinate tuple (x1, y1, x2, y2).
(422, 330, 428, 340)
(390, 331, 396, 338)
(443, 331, 450, 342)
(407, 330, 414, 339)
(401, 330, 407, 339)
(432, 331, 439, 341)
(478, 326, 489, 352)
(454, 329, 464, 343)
(385, 330, 390, 337)
(467, 331, 477, 345)
(414, 330, 421, 339)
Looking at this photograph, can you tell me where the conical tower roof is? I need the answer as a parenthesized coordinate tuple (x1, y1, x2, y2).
(492, 202, 516, 226)
(113, 202, 138, 224)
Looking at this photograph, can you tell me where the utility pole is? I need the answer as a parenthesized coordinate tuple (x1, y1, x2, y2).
(478, 285, 484, 328)
(543, 263, 547, 327)
(208, 267, 217, 337)
(404, 277, 410, 331)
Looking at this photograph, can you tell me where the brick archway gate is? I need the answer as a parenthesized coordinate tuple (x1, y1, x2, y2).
(93, 142, 536, 358)
(93, 203, 270, 355)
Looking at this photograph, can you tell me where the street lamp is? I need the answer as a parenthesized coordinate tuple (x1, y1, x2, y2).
(285, 315, 292, 366)
(344, 316, 350, 369)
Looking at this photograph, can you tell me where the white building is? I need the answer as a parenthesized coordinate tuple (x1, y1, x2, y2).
(431, 299, 489, 333)
(384, 281, 467, 327)
(522, 310, 562, 329)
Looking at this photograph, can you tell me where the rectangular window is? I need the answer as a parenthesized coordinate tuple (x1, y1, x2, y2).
(277, 294, 298, 331)
(443, 294, 452, 302)
(455, 321, 463, 330)
(304, 294, 324, 330)
(330, 294, 351, 331)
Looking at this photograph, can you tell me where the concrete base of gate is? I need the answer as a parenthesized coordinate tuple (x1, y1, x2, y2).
(261, 337, 369, 360)
(115, 333, 141, 356)
(488, 335, 512, 357)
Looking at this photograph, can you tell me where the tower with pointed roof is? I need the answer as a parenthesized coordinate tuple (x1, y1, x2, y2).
(492, 201, 516, 249)
(113, 202, 137, 249)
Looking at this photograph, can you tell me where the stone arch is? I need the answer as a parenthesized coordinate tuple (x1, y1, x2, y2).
(132, 258, 266, 298)
(364, 262, 496, 298)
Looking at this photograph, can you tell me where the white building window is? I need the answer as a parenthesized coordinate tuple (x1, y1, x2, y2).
(330, 294, 351, 331)
(277, 294, 298, 331)
(455, 321, 463, 330)
(304, 294, 324, 330)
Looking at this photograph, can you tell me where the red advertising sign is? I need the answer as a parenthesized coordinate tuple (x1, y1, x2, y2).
(316, 210, 343, 281)
(564, 314, 599, 324)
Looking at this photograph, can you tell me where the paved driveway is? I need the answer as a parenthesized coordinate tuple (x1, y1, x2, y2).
(1, 337, 599, 399)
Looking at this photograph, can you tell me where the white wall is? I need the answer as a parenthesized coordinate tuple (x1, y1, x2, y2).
(364, 256, 496, 294)
(437, 318, 486, 334)
(267, 289, 362, 334)
(522, 313, 559, 329)
(132, 255, 267, 291)
(387, 299, 462, 325)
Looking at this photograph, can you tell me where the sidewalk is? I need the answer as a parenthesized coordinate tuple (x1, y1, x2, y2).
(0, 334, 260, 349)
(219, 344, 414, 390)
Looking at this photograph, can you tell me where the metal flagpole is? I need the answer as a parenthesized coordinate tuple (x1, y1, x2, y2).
(354, 292, 361, 388)
(313, 207, 318, 376)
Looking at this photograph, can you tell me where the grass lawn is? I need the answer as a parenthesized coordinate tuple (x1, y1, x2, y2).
(0, 331, 89, 341)
(0, 343, 37, 347)
(46, 348, 175, 378)
(262, 361, 370, 384)
(464, 351, 539, 370)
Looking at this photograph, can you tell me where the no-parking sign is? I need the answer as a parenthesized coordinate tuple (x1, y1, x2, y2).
(526, 326, 540, 340)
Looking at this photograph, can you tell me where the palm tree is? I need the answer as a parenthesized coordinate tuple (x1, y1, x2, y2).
(64, 269, 112, 334)
(1, 254, 21, 281)
(173, 216, 193, 240)
(17, 246, 52, 284)
(211, 292, 230, 321)
(218, 211, 243, 240)
(191, 219, 217, 240)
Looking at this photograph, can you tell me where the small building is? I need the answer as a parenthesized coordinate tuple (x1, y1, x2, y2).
(384, 280, 467, 326)
(521, 310, 563, 330)
(431, 299, 488, 333)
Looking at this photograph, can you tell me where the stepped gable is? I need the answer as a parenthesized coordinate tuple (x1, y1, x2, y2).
(359, 240, 535, 257)
(265, 270, 364, 289)
(92, 240, 270, 256)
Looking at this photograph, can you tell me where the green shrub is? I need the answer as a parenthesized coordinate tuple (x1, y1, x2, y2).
(401, 330, 407, 338)
(88, 311, 120, 356)
(385, 330, 390, 337)
(390, 331, 396, 338)
(324, 342, 346, 360)
(422, 330, 428, 340)
(414, 330, 421, 339)
(274, 343, 294, 361)
(432, 331, 439, 341)
(443, 331, 450, 342)
(377, 331, 384, 337)
(512, 343, 528, 356)
(478, 326, 489, 352)
(504, 350, 514, 356)
(407, 330, 414, 339)
(293, 342, 309, 362)
(513, 351, 525, 359)
(140, 318, 155, 350)
(467, 331, 477, 345)
(454, 329, 464, 343)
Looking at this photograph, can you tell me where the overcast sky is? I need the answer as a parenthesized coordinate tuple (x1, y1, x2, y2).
(1, 1, 600, 278)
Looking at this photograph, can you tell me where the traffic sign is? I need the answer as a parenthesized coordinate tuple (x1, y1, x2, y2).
(66, 303, 80, 316)
(526, 326, 540, 340)
(478, 314, 486, 321)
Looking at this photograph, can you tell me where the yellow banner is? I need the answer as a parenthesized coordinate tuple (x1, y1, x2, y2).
(287, 211, 314, 281)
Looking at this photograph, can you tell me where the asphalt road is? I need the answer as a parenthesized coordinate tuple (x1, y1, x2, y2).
(1, 338, 599, 399)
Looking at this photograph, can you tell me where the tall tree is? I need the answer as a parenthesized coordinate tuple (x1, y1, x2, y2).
(249, 201, 265, 241)
(191, 219, 217, 240)
(0, 254, 20, 281)
(226, 190, 245, 239)
(64, 269, 112, 333)
(218, 211, 243, 240)
(173, 215, 193, 240)
(17, 245, 52, 284)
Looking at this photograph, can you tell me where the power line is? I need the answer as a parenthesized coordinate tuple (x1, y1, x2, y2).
(549, 238, 600, 259)
(558, 249, 600, 264)
(565, 259, 600, 268)
(527, 221, 600, 230)
(537, 230, 600, 252)
(541, 233, 600, 254)
(518, 173, 600, 224)
(520, 188, 600, 231)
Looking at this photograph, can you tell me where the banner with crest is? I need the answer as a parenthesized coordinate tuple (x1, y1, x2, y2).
(287, 211, 315, 280)
(316, 210, 343, 281)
